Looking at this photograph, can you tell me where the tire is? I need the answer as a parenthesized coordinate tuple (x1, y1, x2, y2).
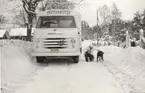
(36, 56, 44, 63)
(73, 56, 79, 63)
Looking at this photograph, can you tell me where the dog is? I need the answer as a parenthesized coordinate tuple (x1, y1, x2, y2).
(97, 50, 104, 62)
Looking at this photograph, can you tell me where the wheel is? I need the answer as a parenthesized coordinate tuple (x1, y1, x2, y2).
(73, 56, 79, 63)
(36, 56, 44, 63)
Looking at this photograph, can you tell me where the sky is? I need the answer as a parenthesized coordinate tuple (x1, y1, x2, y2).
(75, 0, 145, 26)
(0, 0, 145, 27)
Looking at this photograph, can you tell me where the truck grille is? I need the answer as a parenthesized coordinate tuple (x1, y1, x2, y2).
(43, 38, 68, 49)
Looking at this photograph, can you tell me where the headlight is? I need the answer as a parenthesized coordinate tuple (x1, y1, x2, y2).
(69, 38, 76, 43)
(71, 38, 76, 44)
(69, 38, 76, 48)
(33, 38, 41, 48)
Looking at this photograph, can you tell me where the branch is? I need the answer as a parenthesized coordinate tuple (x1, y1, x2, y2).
(33, 0, 42, 4)
(22, 1, 29, 15)
(21, 0, 36, 15)
(53, 0, 67, 5)
(44, 0, 50, 9)
(76, 0, 83, 4)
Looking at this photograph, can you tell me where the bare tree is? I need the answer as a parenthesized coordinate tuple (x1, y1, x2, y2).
(111, 3, 121, 20)
(111, 3, 122, 40)
(98, 5, 111, 25)
(21, 0, 41, 41)
(13, 9, 26, 27)
(39, 0, 83, 11)
(98, 5, 111, 38)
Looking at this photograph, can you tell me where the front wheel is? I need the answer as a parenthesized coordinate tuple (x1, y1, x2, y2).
(72, 56, 79, 63)
(36, 56, 44, 63)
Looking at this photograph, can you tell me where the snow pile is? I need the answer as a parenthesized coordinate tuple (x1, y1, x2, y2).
(1, 41, 40, 93)
(104, 46, 145, 92)
(81, 39, 145, 92)
(11, 40, 124, 93)
(1, 40, 145, 93)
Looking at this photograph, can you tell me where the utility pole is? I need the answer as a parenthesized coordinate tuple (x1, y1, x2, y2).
(97, 9, 99, 26)
(94, 9, 99, 40)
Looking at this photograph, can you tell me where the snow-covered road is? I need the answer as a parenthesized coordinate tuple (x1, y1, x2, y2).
(1, 40, 145, 93)
(1, 42, 124, 93)
(14, 56, 124, 93)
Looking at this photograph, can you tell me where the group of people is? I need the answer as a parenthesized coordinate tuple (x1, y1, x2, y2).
(84, 44, 104, 62)
(92, 40, 112, 47)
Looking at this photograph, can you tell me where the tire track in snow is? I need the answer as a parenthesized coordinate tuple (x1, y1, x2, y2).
(13, 56, 124, 93)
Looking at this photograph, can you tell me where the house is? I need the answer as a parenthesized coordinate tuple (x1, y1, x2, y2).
(0, 29, 10, 39)
(9, 28, 35, 41)
(9, 28, 27, 40)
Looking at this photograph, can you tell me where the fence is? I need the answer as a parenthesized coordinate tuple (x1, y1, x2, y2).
(121, 29, 145, 49)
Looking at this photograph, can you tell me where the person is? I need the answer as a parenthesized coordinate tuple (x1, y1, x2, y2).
(96, 50, 104, 62)
(131, 40, 136, 47)
(117, 41, 120, 47)
(130, 37, 136, 47)
(84, 45, 94, 62)
(108, 41, 111, 46)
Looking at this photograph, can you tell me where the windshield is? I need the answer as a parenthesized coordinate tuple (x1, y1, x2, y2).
(36, 16, 76, 28)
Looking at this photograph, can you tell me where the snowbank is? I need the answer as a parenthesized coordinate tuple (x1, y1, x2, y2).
(1, 40, 40, 93)
(82, 40, 145, 91)
(104, 46, 145, 92)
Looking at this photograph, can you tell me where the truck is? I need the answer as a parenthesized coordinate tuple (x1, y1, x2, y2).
(31, 9, 82, 63)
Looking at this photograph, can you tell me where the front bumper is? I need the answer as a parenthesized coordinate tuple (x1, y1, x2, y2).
(31, 52, 81, 56)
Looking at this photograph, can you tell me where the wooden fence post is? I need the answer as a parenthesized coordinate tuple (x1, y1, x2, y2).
(126, 31, 130, 48)
(140, 29, 144, 47)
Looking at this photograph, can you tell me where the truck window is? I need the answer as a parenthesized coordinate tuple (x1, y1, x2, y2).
(36, 16, 76, 28)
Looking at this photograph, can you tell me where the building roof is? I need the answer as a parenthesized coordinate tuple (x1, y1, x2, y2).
(0, 29, 7, 38)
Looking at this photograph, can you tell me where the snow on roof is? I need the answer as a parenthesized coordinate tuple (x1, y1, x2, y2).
(9, 28, 35, 36)
(9, 28, 27, 36)
(0, 29, 7, 38)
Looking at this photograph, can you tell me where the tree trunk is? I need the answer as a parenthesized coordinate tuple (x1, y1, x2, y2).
(26, 24, 32, 41)
(26, 16, 33, 41)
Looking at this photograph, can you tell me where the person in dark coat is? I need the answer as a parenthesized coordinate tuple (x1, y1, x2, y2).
(84, 45, 94, 62)
(131, 41, 136, 47)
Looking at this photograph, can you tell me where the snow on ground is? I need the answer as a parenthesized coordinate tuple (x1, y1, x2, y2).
(100, 46, 145, 92)
(1, 40, 145, 93)
(81, 40, 145, 92)
(14, 62, 124, 93)
(1, 40, 125, 93)
(1, 40, 44, 93)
